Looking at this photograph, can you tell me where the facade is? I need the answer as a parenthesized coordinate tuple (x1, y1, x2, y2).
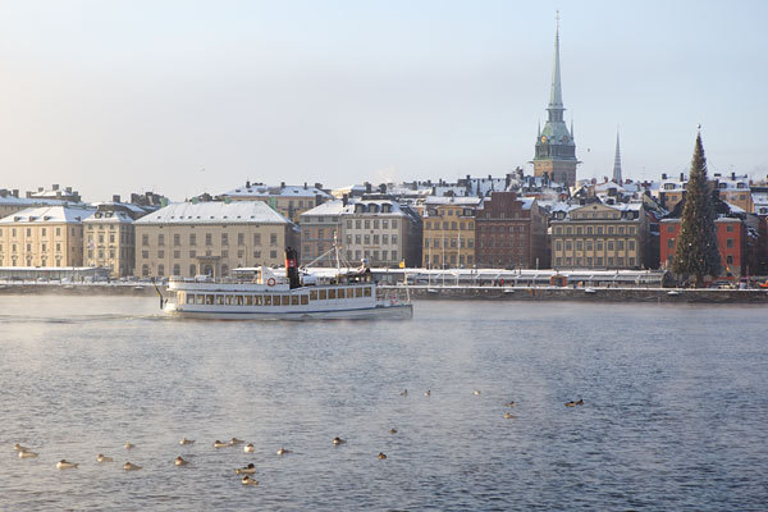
(421, 196, 480, 269)
(475, 191, 548, 269)
(134, 201, 298, 279)
(550, 202, 650, 270)
(714, 173, 752, 212)
(340, 195, 422, 268)
(0, 205, 94, 267)
(223, 182, 332, 223)
(532, 23, 579, 187)
(299, 199, 345, 267)
(83, 204, 146, 278)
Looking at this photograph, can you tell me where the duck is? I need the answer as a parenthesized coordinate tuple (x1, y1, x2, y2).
(473, 390, 482, 396)
(399, 389, 408, 397)
(235, 463, 256, 475)
(378, 452, 387, 460)
(57, 460, 78, 469)
(229, 437, 244, 446)
(19, 450, 38, 459)
(332, 437, 346, 446)
(179, 437, 195, 446)
(575, 398, 584, 406)
(175, 456, 189, 467)
(123, 462, 142, 471)
(388, 429, 398, 435)
(96, 454, 114, 463)
(504, 401, 517, 407)
(241, 475, 259, 486)
(244, 443, 255, 453)
(276, 447, 291, 456)
(14, 443, 30, 452)
(124, 442, 135, 450)
(424, 390, 431, 397)
(564, 401, 576, 407)
(213, 440, 228, 448)
(503, 412, 516, 419)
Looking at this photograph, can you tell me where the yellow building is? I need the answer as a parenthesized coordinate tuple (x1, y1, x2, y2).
(83, 209, 138, 278)
(0, 205, 94, 267)
(134, 201, 298, 278)
(421, 197, 480, 268)
(223, 182, 332, 223)
(550, 202, 650, 269)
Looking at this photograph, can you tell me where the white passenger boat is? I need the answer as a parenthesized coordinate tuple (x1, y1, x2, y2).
(161, 249, 413, 321)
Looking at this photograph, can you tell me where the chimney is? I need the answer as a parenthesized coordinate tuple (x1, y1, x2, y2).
(38, 187, 44, 192)
(680, 172, 685, 182)
(365, 182, 372, 193)
(342, 194, 349, 206)
(0, 189, 7, 198)
(12, 189, 18, 198)
(314, 182, 323, 190)
(280, 181, 286, 189)
(379, 183, 387, 194)
(246, 180, 251, 188)
(662, 173, 667, 180)
(303, 182, 307, 189)
(52, 184, 59, 191)
(112, 194, 121, 203)
(65, 187, 72, 193)
(731, 172, 736, 180)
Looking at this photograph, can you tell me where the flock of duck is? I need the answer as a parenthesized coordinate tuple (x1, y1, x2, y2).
(12, 390, 584, 487)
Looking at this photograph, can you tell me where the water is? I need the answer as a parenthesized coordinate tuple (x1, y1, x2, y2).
(1, 295, 767, 511)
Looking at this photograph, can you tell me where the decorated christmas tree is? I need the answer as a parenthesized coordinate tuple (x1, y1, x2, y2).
(672, 132, 722, 286)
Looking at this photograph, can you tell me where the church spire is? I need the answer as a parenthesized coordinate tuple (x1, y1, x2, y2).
(548, 11, 564, 118)
(612, 129, 623, 184)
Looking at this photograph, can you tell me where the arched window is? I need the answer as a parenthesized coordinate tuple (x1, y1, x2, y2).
(173, 264, 181, 276)
(203, 264, 213, 277)
(142, 264, 150, 277)
(157, 264, 165, 276)
(221, 264, 229, 277)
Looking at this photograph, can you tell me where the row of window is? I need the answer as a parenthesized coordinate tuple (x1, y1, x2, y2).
(426, 254, 474, 265)
(554, 256, 637, 267)
(424, 221, 476, 230)
(345, 234, 399, 246)
(140, 250, 279, 260)
(181, 286, 372, 306)
(0, 243, 65, 253)
(346, 219, 398, 230)
(142, 233, 279, 247)
(554, 225, 636, 235)
(556, 240, 637, 252)
(345, 250, 398, 263)
(424, 238, 474, 249)
(667, 238, 735, 249)
(2, 227, 77, 237)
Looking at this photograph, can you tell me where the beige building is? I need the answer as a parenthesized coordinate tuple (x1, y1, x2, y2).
(299, 199, 345, 266)
(134, 201, 298, 279)
(223, 182, 332, 223)
(421, 196, 480, 268)
(0, 205, 94, 267)
(83, 208, 137, 278)
(550, 202, 650, 269)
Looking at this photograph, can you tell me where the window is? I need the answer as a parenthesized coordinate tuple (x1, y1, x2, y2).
(391, 220, 397, 229)
(270, 250, 277, 259)
(158, 234, 165, 246)
(174, 234, 181, 246)
(173, 264, 181, 276)
(270, 234, 278, 246)
(667, 239, 674, 248)
(667, 225, 674, 233)
(142, 234, 149, 246)
(158, 250, 165, 259)
(726, 224, 735, 232)
(158, 264, 165, 276)
(253, 233, 261, 246)
(726, 238, 734, 248)
(726, 255, 734, 264)
(190, 234, 197, 246)
(629, 241, 635, 250)
(205, 233, 212, 246)
(221, 233, 229, 246)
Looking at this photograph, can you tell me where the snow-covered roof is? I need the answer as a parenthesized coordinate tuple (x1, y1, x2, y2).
(0, 205, 95, 224)
(424, 196, 482, 206)
(300, 199, 351, 218)
(0, 193, 73, 208)
(340, 197, 407, 216)
(224, 183, 331, 199)
(135, 201, 292, 225)
(89, 201, 149, 215)
(84, 210, 134, 224)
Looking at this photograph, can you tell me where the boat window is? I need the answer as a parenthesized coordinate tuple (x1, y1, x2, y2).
(291, 295, 299, 306)
(216, 295, 224, 305)
(328, 289, 337, 299)
(225, 296, 233, 305)
(254, 295, 262, 306)
(264, 295, 272, 306)
(197, 295, 205, 305)
(245, 295, 253, 306)
(186, 293, 195, 304)
(338, 289, 346, 299)
(356, 287, 363, 298)
(300, 295, 308, 305)
(319, 289, 327, 300)
(364, 287, 371, 297)
(206, 295, 214, 305)
(235, 295, 244, 306)
(282, 296, 290, 306)
(310, 290, 318, 300)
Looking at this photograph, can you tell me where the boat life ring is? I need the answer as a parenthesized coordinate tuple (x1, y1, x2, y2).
(267, 278, 276, 287)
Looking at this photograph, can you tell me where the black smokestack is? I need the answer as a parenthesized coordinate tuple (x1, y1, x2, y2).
(285, 247, 300, 289)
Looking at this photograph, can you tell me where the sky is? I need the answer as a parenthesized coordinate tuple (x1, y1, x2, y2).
(1, 0, 767, 202)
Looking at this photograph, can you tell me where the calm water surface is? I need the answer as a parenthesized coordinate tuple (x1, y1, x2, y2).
(1, 295, 766, 511)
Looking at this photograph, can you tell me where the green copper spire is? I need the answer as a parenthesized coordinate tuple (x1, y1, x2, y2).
(549, 12, 564, 114)
(612, 129, 623, 183)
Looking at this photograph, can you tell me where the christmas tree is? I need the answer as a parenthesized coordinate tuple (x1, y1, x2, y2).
(672, 132, 722, 286)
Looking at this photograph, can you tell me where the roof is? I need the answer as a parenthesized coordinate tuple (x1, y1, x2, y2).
(224, 184, 331, 199)
(0, 205, 95, 224)
(300, 199, 351, 218)
(424, 196, 482, 206)
(83, 210, 134, 224)
(135, 201, 292, 225)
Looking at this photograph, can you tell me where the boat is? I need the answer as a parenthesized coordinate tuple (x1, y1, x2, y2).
(161, 248, 413, 321)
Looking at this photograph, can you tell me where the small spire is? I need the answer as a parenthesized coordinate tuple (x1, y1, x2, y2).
(570, 118, 574, 139)
(612, 129, 623, 184)
(537, 120, 541, 137)
(549, 13, 563, 110)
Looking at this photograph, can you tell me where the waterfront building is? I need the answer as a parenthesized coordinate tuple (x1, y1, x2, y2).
(299, 199, 346, 266)
(339, 194, 422, 268)
(421, 196, 480, 269)
(713, 172, 752, 213)
(550, 201, 652, 270)
(475, 191, 548, 269)
(0, 188, 78, 219)
(25, 184, 82, 203)
(0, 204, 95, 267)
(532, 21, 579, 187)
(222, 181, 332, 223)
(660, 196, 758, 278)
(83, 198, 150, 278)
(134, 201, 298, 279)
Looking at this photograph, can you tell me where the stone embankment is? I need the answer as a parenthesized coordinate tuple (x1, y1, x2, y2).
(387, 285, 768, 303)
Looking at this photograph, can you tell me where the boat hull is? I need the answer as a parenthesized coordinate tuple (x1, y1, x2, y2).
(162, 303, 413, 321)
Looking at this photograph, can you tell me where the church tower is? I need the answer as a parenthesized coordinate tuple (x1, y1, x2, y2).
(612, 130, 623, 184)
(533, 16, 579, 187)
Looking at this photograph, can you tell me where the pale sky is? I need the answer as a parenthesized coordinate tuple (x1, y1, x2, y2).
(1, 0, 766, 202)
